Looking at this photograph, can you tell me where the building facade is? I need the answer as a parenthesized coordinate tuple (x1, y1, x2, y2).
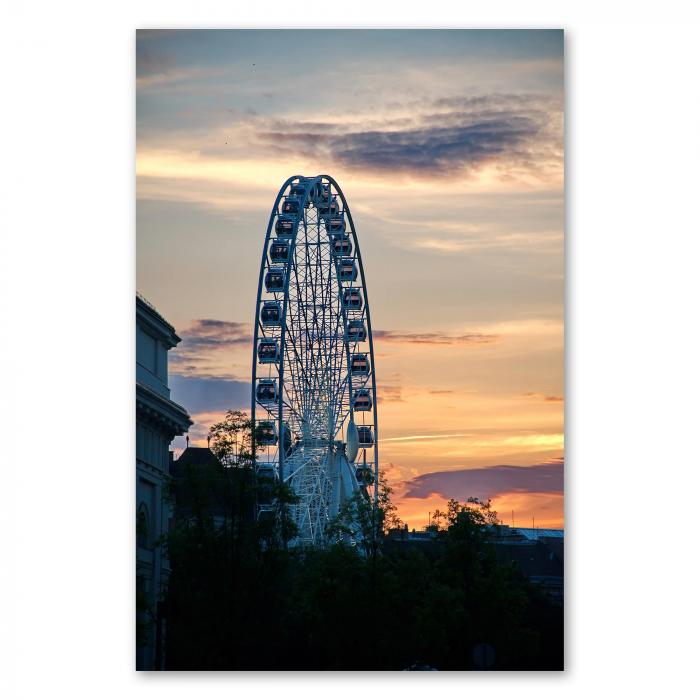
(136, 294, 191, 670)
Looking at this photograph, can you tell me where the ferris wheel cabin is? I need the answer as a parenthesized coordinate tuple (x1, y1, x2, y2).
(255, 463, 277, 506)
(318, 197, 340, 219)
(312, 182, 331, 207)
(257, 420, 278, 446)
(351, 353, 369, 375)
(257, 339, 280, 363)
(342, 287, 363, 311)
(325, 216, 346, 235)
(269, 241, 291, 263)
(332, 234, 352, 256)
(260, 300, 281, 326)
(281, 197, 301, 215)
(338, 258, 357, 281)
(347, 319, 367, 342)
(353, 388, 372, 411)
(265, 267, 285, 292)
(357, 426, 374, 447)
(256, 378, 278, 404)
(275, 216, 295, 238)
(289, 182, 307, 198)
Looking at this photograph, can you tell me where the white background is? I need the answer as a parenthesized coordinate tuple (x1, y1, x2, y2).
(2, 1, 700, 697)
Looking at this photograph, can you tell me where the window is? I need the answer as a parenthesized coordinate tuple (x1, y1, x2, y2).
(145, 428, 152, 464)
(137, 503, 151, 549)
(156, 345, 167, 381)
(137, 327, 157, 372)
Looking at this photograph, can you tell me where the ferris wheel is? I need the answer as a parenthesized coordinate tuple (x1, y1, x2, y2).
(251, 175, 379, 546)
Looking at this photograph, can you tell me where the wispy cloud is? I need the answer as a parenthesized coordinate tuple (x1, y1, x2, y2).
(171, 319, 252, 378)
(521, 392, 564, 402)
(137, 93, 562, 196)
(382, 432, 476, 443)
(377, 385, 405, 403)
(374, 329, 498, 345)
(381, 432, 563, 450)
(136, 44, 227, 90)
(410, 230, 562, 255)
(137, 67, 225, 90)
(136, 47, 175, 77)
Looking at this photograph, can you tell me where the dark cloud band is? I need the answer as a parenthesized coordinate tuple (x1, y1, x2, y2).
(255, 93, 559, 176)
(171, 318, 252, 375)
(402, 460, 563, 501)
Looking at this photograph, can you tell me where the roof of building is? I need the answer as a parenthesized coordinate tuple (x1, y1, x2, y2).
(178, 446, 221, 465)
(171, 447, 222, 475)
(169, 447, 255, 521)
(136, 292, 181, 347)
(513, 528, 564, 541)
(137, 292, 176, 330)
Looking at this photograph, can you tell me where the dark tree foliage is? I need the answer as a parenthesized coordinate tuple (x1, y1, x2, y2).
(162, 413, 563, 670)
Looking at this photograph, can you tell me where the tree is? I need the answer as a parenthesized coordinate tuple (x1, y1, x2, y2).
(446, 497, 500, 529)
(431, 508, 447, 531)
(208, 409, 255, 467)
(380, 473, 404, 532)
(327, 470, 403, 556)
(163, 412, 563, 670)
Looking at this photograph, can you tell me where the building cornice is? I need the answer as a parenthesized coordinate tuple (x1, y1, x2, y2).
(136, 294, 182, 349)
(136, 381, 192, 436)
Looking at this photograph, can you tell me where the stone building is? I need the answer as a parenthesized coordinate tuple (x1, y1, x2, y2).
(136, 294, 191, 670)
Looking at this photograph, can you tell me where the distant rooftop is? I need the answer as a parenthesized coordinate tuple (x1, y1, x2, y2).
(513, 528, 564, 540)
(175, 446, 222, 468)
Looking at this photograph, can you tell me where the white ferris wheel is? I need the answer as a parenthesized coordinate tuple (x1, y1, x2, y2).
(251, 175, 379, 546)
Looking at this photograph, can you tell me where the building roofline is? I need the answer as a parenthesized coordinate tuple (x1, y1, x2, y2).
(137, 380, 192, 434)
(136, 293, 181, 346)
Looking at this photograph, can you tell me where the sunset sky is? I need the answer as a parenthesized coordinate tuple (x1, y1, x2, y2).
(136, 29, 564, 530)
